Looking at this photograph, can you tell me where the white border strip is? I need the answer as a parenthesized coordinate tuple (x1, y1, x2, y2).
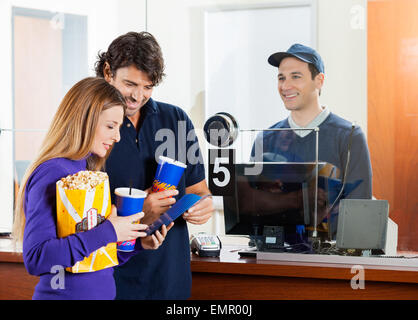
(256, 252, 418, 268)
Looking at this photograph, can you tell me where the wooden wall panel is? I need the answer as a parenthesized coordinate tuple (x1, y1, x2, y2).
(191, 273, 418, 300)
(368, 0, 418, 251)
(0, 262, 37, 300)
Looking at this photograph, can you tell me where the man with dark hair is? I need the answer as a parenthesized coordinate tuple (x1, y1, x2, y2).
(253, 43, 372, 238)
(95, 31, 214, 299)
(95, 32, 165, 87)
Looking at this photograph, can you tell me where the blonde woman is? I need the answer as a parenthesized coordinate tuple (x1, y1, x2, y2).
(13, 77, 171, 300)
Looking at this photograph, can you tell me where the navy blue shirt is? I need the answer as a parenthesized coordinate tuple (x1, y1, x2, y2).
(253, 112, 372, 199)
(251, 112, 372, 238)
(105, 98, 205, 299)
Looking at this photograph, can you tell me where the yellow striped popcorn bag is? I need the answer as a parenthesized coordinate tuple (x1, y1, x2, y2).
(56, 170, 118, 273)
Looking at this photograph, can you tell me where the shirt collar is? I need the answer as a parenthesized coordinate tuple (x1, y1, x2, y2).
(122, 98, 158, 134)
(288, 106, 330, 137)
(143, 97, 158, 114)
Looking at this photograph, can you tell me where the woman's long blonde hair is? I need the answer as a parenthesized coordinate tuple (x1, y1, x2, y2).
(12, 77, 126, 246)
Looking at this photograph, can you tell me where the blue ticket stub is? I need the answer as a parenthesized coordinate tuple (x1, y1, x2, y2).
(145, 194, 211, 235)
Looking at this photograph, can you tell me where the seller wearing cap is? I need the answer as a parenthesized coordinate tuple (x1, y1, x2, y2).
(254, 43, 372, 238)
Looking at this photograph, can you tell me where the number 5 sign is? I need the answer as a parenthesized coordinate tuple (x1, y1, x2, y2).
(208, 149, 235, 196)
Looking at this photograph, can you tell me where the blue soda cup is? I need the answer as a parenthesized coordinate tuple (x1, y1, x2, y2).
(115, 187, 147, 252)
(151, 156, 187, 193)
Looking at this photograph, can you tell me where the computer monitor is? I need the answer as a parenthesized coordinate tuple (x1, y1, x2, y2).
(223, 162, 327, 248)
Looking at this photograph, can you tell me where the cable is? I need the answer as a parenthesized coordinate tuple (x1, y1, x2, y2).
(329, 123, 356, 212)
(326, 123, 356, 239)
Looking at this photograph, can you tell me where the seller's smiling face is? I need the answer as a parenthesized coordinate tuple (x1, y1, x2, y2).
(277, 57, 322, 112)
(104, 64, 154, 120)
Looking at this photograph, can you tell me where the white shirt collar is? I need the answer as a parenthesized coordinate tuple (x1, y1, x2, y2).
(288, 107, 330, 138)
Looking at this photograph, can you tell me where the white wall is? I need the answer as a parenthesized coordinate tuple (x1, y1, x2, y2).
(318, 0, 367, 133)
(117, 0, 146, 36)
(148, 0, 367, 127)
(205, 6, 312, 131)
(0, 1, 15, 232)
(0, 0, 146, 232)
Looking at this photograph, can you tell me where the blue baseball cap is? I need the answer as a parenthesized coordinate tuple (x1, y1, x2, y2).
(268, 43, 325, 74)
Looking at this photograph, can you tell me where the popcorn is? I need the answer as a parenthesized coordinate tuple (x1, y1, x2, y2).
(56, 170, 118, 273)
(57, 170, 108, 191)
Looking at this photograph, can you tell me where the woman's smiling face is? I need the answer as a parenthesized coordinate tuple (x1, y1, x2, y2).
(91, 105, 124, 158)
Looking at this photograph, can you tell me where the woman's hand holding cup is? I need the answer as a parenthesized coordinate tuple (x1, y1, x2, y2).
(108, 205, 148, 242)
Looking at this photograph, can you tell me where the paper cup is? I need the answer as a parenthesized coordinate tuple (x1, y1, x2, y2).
(115, 187, 147, 252)
(151, 156, 187, 193)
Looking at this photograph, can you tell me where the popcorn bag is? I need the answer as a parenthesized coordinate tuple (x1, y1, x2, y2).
(56, 171, 118, 273)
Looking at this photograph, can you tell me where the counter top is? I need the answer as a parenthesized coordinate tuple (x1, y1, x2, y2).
(191, 244, 418, 284)
(0, 237, 23, 263)
(1, 236, 418, 284)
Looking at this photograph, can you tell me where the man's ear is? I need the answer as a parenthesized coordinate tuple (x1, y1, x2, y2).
(103, 62, 113, 82)
(315, 72, 325, 90)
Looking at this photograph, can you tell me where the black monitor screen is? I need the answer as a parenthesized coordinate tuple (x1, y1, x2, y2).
(223, 162, 326, 237)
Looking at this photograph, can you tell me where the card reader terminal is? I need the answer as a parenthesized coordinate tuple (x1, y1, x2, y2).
(190, 233, 222, 257)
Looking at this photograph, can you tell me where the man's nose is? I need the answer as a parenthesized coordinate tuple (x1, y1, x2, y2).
(280, 78, 292, 91)
(131, 87, 144, 102)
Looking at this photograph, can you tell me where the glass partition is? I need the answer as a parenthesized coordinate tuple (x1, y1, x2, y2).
(1, 0, 416, 255)
(146, 0, 416, 254)
(0, 6, 87, 233)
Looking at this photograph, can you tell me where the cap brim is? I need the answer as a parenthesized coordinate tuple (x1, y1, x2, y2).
(268, 52, 292, 67)
(268, 52, 314, 68)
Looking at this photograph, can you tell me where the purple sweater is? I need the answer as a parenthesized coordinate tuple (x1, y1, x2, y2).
(23, 157, 141, 300)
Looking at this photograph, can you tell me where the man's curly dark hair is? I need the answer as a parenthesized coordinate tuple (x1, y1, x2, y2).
(95, 31, 165, 86)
